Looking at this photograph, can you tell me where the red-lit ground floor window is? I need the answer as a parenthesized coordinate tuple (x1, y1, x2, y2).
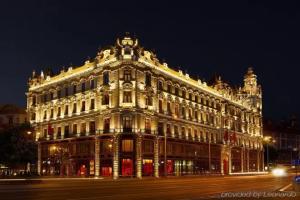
(159, 159, 174, 175)
(142, 159, 153, 176)
(101, 167, 112, 176)
(122, 158, 133, 176)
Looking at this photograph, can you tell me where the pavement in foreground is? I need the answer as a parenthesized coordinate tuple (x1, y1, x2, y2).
(0, 174, 298, 200)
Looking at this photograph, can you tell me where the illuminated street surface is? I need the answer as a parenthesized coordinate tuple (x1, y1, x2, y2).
(0, 174, 297, 200)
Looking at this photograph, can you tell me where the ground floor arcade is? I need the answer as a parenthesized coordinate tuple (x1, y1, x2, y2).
(37, 134, 264, 178)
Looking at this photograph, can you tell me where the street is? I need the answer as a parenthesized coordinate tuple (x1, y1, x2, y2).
(0, 174, 297, 200)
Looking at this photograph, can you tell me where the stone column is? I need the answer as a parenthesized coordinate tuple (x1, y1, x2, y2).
(257, 149, 260, 172)
(241, 147, 244, 173)
(154, 136, 159, 178)
(95, 137, 100, 177)
(136, 135, 142, 179)
(37, 142, 42, 175)
(113, 135, 119, 179)
(220, 145, 225, 175)
(247, 148, 250, 172)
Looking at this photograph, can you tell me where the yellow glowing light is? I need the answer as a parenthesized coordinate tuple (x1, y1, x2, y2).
(272, 168, 286, 177)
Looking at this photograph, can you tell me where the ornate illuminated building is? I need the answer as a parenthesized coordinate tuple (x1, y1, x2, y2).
(27, 34, 264, 178)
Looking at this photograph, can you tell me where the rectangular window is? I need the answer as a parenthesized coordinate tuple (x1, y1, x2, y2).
(195, 95, 198, 103)
(73, 103, 77, 113)
(57, 127, 61, 137)
(175, 87, 179, 96)
(182, 90, 186, 98)
(73, 85, 77, 94)
(89, 121, 95, 134)
(43, 94, 47, 102)
(166, 124, 171, 136)
(32, 96, 36, 106)
(145, 72, 151, 87)
(145, 96, 153, 106)
(103, 71, 109, 85)
(102, 94, 109, 105)
(159, 99, 163, 113)
(174, 125, 179, 137)
(57, 107, 61, 117)
(81, 82, 86, 92)
(65, 105, 69, 115)
(44, 110, 47, 119)
(90, 79, 95, 89)
(90, 99, 95, 110)
(104, 118, 110, 133)
(175, 104, 179, 117)
(122, 139, 133, 152)
(145, 118, 151, 134)
(157, 80, 163, 90)
(123, 116, 132, 132)
(143, 140, 153, 153)
(50, 92, 54, 100)
(158, 122, 164, 136)
(167, 84, 171, 93)
(81, 123, 86, 134)
(124, 70, 131, 81)
(65, 125, 69, 137)
(73, 124, 77, 135)
(65, 87, 69, 97)
(182, 107, 185, 119)
(50, 109, 53, 118)
(57, 90, 61, 99)
(81, 101, 85, 112)
(167, 102, 171, 115)
(123, 91, 132, 103)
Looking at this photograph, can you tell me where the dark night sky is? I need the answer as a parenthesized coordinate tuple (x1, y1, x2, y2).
(0, 0, 299, 120)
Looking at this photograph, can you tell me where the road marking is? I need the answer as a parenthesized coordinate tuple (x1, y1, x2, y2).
(279, 183, 292, 191)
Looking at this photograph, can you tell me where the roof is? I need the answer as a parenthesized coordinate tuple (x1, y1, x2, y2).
(0, 104, 27, 115)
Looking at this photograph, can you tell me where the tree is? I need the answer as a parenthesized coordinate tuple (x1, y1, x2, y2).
(0, 123, 37, 169)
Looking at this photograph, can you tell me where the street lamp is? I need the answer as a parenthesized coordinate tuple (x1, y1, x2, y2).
(263, 136, 276, 171)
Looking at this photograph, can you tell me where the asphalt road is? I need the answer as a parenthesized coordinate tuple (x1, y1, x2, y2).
(0, 175, 297, 200)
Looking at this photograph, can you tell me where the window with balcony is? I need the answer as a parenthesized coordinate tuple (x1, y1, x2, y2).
(57, 127, 61, 137)
(123, 116, 132, 132)
(145, 118, 151, 134)
(89, 121, 95, 134)
(158, 122, 164, 136)
(65, 125, 69, 138)
(123, 91, 132, 103)
(175, 104, 179, 117)
(166, 124, 171, 136)
(80, 123, 86, 135)
(73, 124, 77, 135)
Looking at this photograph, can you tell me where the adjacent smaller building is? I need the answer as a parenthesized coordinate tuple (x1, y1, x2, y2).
(264, 116, 300, 165)
(0, 104, 27, 130)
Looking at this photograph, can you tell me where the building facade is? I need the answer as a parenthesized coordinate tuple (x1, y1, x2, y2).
(27, 35, 264, 178)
